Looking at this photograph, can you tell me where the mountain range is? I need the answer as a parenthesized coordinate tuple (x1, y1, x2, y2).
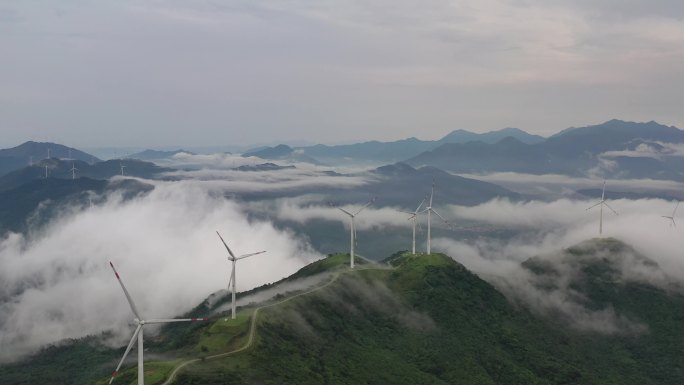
(241, 120, 684, 181)
(407, 120, 684, 180)
(244, 127, 545, 165)
(0, 158, 173, 192)
(0, 142, 100, 177)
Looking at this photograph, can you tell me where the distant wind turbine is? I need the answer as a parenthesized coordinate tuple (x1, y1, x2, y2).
(108, 262, 206, 385)
(586, 180, 618, 236)
(337, 198, 375, 268)
(120, 162, 126, 176)
(44, 164, 49, 179)
(216, 231, 265, 320)
(70, 163, 78, 180)
(401, 197, 426, 255)
(422, 181, 452, 254)
(662, 201, 679, 227)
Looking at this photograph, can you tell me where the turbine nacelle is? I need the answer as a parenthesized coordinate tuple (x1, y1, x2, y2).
(216, 231, 266, 319)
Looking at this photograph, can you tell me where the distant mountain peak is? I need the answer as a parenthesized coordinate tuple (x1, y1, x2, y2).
(439, 127, 544, 145)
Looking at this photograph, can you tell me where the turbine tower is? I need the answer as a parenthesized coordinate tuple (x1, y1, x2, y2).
(402, 197, 426, 255)
(120, 162, 126, 176)
(216, 231, 265, 320)
(70, 163, 78, 180)
(662, 201, 679, 227)
(422, 181, 451, 254)
(108, 262, 206, 385)
(337, 198, 374, 269)
(585, 180, 618, 236)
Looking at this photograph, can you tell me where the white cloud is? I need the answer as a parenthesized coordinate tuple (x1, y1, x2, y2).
(0, 181, 321, 362)
(434, 197, 684, 333)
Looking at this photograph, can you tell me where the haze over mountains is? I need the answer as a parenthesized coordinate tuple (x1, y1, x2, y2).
(3, 119, 684, 384)
(237, 120, 684, 181)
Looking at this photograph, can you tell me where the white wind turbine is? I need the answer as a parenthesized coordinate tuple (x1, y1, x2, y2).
(70, 162, 78, 180)
(662, 201, 679, 227)
(422, 181, 451, 254)
(120, 162, 126, 176)
(216, 231, 266, 320)
(401, 197, 426, 255)
(586, 180, 618, 236)
(108, 262, 207, 385)
(337, 198, 374, 269)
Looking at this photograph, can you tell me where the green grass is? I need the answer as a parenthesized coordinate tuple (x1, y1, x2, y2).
(92, 360, 178, 385)
(196, 313, 252, 354)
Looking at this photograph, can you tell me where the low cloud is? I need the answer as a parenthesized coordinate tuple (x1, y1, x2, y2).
(271, 198, 410, 231)
(434, 197, 684, 333)
(459, 172, 684, 198)
(0, 181, 321, 362)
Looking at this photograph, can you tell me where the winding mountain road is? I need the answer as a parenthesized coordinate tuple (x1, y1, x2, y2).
(160, 264, 387, 385)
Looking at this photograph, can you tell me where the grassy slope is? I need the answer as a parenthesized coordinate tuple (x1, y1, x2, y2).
(168, 248, 684, 385)
(5, 245, 684, 384)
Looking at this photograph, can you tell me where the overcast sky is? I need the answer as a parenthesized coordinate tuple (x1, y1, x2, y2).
(1, 0, 683, 148)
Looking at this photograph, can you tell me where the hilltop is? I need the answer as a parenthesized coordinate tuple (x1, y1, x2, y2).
(4, 239, 684, 384)
(0, 141, 100, 177)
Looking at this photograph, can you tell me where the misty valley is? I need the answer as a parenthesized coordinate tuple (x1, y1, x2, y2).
(2, 121, 684, 384)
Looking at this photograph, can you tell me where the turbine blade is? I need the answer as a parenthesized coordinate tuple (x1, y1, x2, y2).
(236, 251, 266, 260)
(586, 201, 602, 211)
(108, 324, 142, 385)
(353, 197, 375, 216)
(601, 180, 606, 201)
(432, 209, 452, 228)
(415, 197, 426, 213)
(109, 262, 141, 320)
(145, 318, 208, 324)
(216, 231, 237, 259)
(338, 207, 353, 217)
(674, 202, 680, 217)
(603, 201, 618, 215)
(429, 180, 435, 207)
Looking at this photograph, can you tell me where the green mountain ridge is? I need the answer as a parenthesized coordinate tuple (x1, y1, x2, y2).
(3, 239, 684, 384)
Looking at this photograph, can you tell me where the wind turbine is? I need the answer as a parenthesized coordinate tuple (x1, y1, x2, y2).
(422, 181, 451, 254)
(70, 162, 78, 180)
(120, 162, 126, 176)
(401, 197, 426, 255)
(586, 180, 618, 236)
(216, 231, 265, 320)
(337, 198, 374, 269)
(662, 201, 679, 227)
(108, 262, 207, 385)
(44, 164, 49, 179)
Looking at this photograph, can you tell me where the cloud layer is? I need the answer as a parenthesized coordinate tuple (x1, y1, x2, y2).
(0, 181, 321, 362)
(435, 197, 684, 332)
